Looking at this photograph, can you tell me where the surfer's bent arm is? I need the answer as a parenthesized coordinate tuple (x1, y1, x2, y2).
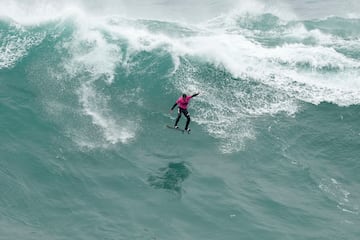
(170, 103, 177, 111)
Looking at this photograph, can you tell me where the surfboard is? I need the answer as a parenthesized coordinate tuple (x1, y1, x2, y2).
(166, 125, 190, 134)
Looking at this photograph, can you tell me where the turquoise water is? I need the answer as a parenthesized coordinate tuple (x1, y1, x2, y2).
(1, 1, 360, 239)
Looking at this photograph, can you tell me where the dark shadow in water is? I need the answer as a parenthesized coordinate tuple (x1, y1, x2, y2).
(148, 161, 191, 195)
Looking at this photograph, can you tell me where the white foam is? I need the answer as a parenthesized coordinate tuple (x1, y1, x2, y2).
(0, 0, 85, 25)
(0, 25, 45, 69)
(60, 17, 141, 147)
(77, 83, 136, 145)
(68, 25, 120, 84)
(174, 35, 360, 107)
(0, 0, 235, 24)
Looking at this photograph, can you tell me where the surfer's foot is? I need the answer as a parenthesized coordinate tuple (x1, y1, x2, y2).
(185, 128, 191, 132)
(174, 125, 179, 129)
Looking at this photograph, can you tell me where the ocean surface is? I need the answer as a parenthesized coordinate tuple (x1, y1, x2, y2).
(1, 0, 360, 239)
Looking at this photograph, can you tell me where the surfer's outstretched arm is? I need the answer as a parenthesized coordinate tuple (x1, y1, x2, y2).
(191, 92, 200, 98)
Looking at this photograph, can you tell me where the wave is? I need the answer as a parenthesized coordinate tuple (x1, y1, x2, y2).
(1, 5, 359, 152)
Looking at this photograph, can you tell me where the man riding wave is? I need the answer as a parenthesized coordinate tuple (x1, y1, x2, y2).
(170, 92, 200, 132)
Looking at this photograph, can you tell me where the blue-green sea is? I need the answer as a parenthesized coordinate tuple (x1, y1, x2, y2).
(1, 0, 360, 239)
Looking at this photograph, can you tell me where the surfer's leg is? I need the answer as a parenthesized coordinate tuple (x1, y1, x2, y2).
(184, 110, 191, 130)
(174, 108, 181, 127)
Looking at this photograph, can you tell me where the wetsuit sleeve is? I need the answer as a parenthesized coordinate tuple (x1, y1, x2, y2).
(171, 103, 177, 110)
(191, 93, 199, 98)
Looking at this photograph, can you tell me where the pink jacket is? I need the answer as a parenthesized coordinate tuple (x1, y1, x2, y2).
(176, 96, 192, 109)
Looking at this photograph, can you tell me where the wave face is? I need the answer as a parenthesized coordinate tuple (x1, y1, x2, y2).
(1, 1, 360, 239)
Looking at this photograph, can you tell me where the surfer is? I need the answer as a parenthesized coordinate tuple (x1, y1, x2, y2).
(170, 92, 200, 132)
